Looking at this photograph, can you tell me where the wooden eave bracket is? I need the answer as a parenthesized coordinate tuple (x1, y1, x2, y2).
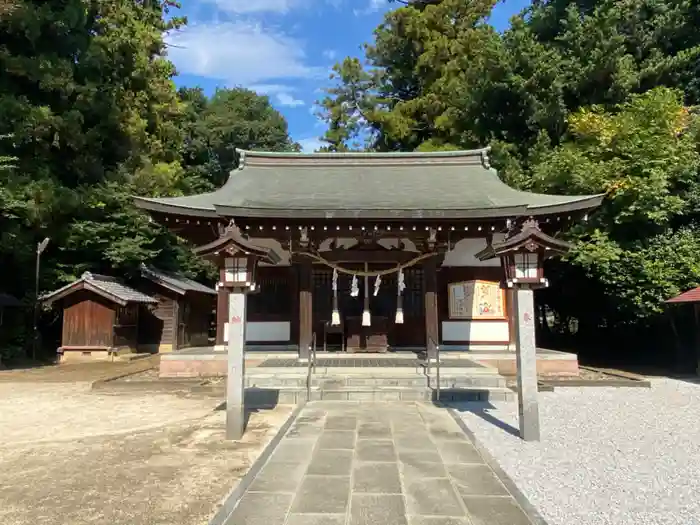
(194, 221, 283, 264)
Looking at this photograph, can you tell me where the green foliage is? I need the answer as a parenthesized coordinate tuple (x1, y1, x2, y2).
(0, 0, 297, 357)
(0, 134, 15, 169)
(180, 87, 300, 187)
(534, 89, 700, 327)
(321, 0, 700, 352)
(322, 0, 700, 153)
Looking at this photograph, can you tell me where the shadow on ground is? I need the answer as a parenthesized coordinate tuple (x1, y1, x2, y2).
(449, 401, 520, 438)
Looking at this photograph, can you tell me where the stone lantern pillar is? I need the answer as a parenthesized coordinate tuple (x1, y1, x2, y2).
(194, 221, 282, 440)
(476, 219, 570, 442)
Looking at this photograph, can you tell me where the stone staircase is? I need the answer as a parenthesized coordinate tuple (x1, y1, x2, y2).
(243, 357, 515, 406)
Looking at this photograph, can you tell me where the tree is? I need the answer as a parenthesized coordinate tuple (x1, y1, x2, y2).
(320, 0, 501, 151)
(534, 88, 700, 342)
(0, 0, 17, 17)
(0, 0, 198, 358)
(180, 87, 300, 188)
(0, 134, 14, 169)
(322, 0, 700, 155)
(319, 0, 700, 357)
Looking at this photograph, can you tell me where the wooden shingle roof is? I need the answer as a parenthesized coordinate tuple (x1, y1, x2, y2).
(140, 265, 216, 296)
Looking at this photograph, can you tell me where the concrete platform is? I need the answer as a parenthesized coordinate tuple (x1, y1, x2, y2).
(159, 347, 578, 378)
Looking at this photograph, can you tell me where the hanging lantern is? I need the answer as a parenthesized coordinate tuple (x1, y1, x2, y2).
(331, 268, 340, 326)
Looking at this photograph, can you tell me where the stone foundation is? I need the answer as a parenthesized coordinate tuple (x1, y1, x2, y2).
(474, 357, 579, 376)
(59, 346, 137, 363)
(159, 348, 580, 378)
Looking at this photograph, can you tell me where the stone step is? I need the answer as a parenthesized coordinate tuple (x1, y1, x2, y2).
(245, 374, 506, 389)
(252, 365, 499, 375)
(116, 353, 153, 362)
(245, 386, 515, 406)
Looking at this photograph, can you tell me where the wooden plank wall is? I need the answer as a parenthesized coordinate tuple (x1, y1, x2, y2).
(181, 292, 214, 348)
(114, 304, 139, 348)
(137, 280, 177, 348)
(62, 291, 115, 348)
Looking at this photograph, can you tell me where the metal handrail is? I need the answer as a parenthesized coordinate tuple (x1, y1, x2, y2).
(306, 332, 317, 401)
(428, 334, 441, 402)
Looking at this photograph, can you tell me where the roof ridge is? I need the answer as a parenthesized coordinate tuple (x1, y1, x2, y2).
(82, 272, 121, 283)
(238, 147, 490, 158)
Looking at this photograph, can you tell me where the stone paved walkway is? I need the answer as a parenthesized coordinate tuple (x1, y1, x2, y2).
(226, 401, 537, 525)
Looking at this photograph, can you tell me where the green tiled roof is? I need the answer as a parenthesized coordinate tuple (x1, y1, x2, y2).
(134, 148, 603, 220)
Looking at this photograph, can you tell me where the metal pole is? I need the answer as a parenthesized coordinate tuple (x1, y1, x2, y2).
(32, 249, 40, 360)
(32, 238, 49, 361)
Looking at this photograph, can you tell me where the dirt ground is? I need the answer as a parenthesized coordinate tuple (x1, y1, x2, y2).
(0, 380, 293, 525)
(0, 356, 159, 383)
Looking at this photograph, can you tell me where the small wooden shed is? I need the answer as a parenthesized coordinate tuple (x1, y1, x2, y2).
(42, 272, 158, 362)
(665, 287, 700, 374)
(137, 265, 216, 353)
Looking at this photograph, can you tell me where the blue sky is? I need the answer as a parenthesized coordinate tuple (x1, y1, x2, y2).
(167, 0, 530, 152)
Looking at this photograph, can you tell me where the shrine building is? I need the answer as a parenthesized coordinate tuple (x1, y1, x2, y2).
(134, 148, 602, 375)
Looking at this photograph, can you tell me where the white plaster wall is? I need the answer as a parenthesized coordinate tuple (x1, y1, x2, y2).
(442, 235, 506, 267)
(441, 320, 509, 343)
(223, 321, 291, 342)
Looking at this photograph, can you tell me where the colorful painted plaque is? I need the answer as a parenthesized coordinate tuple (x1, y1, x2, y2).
(448, 280, 505, 320)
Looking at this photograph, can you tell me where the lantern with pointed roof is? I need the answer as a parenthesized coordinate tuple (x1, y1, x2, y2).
(476, 219, 571, 289)
(193, 220, 282, 291)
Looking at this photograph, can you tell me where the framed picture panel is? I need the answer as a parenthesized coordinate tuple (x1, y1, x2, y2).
(448, 280, 506, 320)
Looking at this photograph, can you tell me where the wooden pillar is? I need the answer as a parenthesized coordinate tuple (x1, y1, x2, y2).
(298, 260, 312, 361)
(424, 257, 439, 362)
(215, 263, 229, 350)
(694, 304, 700, 376)
(215, 284, 228, 348)
(506, 288, 517, 351)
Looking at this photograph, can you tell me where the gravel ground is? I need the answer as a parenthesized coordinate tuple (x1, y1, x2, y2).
(0, 382, 293, 525)
(540, 367, 617, 380)
(453, 377, 700, 525)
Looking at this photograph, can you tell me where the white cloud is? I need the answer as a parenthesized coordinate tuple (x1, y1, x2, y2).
(200, 0, 304, 14)
(166, 22, 322, 85)
(322, 49, 337, 60)
(298, 136, 326, 152)
(354, 0, 386, 15)
(276, 93, 305, 107)
(248, 84, 295, 95)
(200, 0, 343, 14)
